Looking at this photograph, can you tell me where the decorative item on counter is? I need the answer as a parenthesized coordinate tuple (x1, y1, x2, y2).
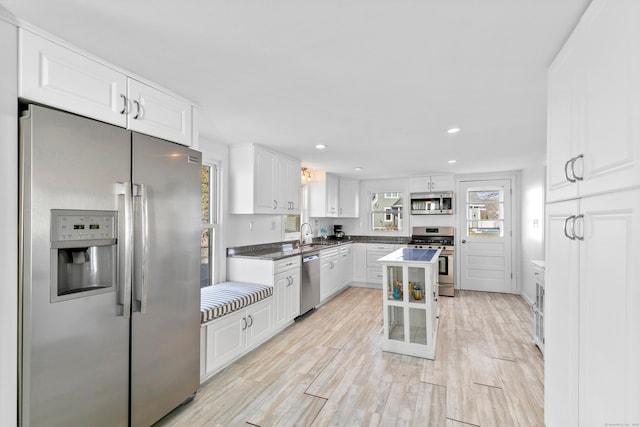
(393, 280, 401, 299)
(409, 281, 414, 296)
(412, 282, 423, 300)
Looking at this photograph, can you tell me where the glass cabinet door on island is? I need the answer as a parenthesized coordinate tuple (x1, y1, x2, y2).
(382, 262, 439, 359)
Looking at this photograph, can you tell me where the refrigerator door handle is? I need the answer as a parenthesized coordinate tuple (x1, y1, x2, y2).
(133, 183, 149, 314)
(116, 182, 133, 318)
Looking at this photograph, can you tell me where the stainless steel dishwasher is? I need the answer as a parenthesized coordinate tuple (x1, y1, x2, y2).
(299, 252, 320, 317)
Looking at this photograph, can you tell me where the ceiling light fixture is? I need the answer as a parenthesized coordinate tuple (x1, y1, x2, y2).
(301, 167, 312, 182)
(354, 167, 364, 171)
(447, 128, 461, 134)
(315, 144, 326, 150)
(448, 160, 457, 164)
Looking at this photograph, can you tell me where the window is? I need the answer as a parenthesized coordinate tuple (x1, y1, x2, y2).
(371, 191, 403, 231)
(465, 187, 504, 237)
(201, 164, 219, 287)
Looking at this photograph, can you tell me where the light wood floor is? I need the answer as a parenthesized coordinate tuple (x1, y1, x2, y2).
(157, 288, 543, 427)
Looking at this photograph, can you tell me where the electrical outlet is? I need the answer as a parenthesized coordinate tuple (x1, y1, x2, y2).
(249, 221, 253, 231)
(271, 221, 276, 230)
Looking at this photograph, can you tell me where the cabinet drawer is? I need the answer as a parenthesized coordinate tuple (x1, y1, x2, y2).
(320, 248, 340, 259)
(275, 256, 300, 274)
(366, 266, 384, 284)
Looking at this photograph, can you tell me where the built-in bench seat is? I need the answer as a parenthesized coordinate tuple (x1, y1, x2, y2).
(200, 281, 273, 324)
(200, 281, 275, 382)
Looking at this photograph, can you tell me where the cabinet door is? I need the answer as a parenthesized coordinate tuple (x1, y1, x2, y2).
(409, 177, 429, 193)
(273, 272, 289, 330)
(546, 26, 585, 203)
(285, 268, 301, 321)
(279, 157, 301, 213)
(127, 79, 192, 146)
(326, 173, 339, 216)
(544, 200, 580, 427)
(19, 29, 128, 128)
(246, 299, 274, 350)
(578, 189, 640, 426)
(320, 252, 339, 301)
(428, 175, 454, 192)
(254, 147, 278, 213)
(205, 310, 246, 375)
(579, 0, 640, 198)
(352, 244, 367, 282)
(339, 178, 359, 217)
(340, 245, 353, 287)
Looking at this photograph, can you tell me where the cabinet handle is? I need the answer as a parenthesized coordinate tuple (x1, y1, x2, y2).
(571, 154, 584, 181)
(564, 158, 576, 183)
(563, 215, 577, 240)
(247, 315, 253, 327)
(574, 214, 584, 241)
(273, 200, 278, 210)
(119, 94, 129, 114)
(242, 317, 248, 331)
(132, 100, 141, 119)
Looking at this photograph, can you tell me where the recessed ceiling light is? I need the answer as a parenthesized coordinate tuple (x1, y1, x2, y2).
(315, 144, 326, 150)
(447, 128, 461, 134)
(354, 167, 364, 171)
(448, 160, 457, 164)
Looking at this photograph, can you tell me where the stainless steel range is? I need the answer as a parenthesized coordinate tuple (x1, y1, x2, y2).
(408, 226, 455, 297)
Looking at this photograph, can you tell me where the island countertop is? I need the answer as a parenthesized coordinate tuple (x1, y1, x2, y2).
(378, 247, 441, 264)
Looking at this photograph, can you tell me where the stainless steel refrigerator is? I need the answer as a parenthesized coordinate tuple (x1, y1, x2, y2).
(19, 104, 202, 426)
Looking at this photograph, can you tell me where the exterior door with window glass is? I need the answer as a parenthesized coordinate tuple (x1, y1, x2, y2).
(459, 179, 513, 293)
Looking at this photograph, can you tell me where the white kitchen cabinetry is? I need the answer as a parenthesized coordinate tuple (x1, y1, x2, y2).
(338, 178, 359, 217)
(227, 255, 301, 332)
(409, 175, 454, 193)
(201, 297, 273, 380)
(546, 0, 640, 203)
(274, 259, 300, 330)
(229, 144, 301, 214)
(545, 190, 640, 427)
(309, 171, 359, 218)
(545, 4, 640, 425)
(320, 248, 340, 302)
(352, 243, 367, 283)
(19, 29, 194, 146)
(366, 243, 395, 285)
(338, 244, 353, 288)
(531, 261, 545, 354)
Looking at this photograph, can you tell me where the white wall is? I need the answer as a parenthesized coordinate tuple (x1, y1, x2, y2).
(0, 14, 17, 426)
(520, 164, 545, 303)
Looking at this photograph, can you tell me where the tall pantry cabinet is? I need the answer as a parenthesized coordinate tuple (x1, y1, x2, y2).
(545, 1, 640, 426)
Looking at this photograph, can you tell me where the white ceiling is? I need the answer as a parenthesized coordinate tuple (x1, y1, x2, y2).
(1, 0, 590, 179)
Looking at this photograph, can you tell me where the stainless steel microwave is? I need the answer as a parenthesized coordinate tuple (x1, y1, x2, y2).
(410, 191, 454, 215)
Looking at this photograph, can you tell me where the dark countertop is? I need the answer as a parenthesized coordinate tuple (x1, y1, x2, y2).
(227, 236, 411, 261)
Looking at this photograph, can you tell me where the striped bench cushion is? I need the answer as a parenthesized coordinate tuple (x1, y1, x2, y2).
(200, 281, 273, 324)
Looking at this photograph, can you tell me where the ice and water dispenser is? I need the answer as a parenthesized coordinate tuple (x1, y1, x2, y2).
(50, 210, 117, 302)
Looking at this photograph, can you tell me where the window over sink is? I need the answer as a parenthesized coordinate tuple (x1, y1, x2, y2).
(201, 163, 219, 287)
(371, 192, 404, 232)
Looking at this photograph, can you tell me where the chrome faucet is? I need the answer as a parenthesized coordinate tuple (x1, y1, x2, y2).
(300, 222, 313, 244)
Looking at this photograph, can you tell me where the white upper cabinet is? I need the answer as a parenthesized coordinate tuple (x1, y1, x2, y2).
(126, 79, 191, 146)
(547, 0, 640, 202)
(409, 175, 454, 193)
(229, 144, 300, 214)
(338, 178, 359, 217)
(309, 171, 359, 218)
(19, 29, 194, 146)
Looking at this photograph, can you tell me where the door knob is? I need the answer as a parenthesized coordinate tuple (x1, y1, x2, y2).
(462, 239, 467, 244)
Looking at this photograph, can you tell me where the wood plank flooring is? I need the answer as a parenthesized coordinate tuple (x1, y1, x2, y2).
(156, 288, 543, 427)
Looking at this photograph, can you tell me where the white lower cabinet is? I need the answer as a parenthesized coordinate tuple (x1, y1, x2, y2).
(366, 244, 395, 284)
(545, 189, 640, 427)
(201, 298, 273, 380)
(352, 243, 367, 282)
(227, 255, 301, 332)
(320, 248, 340, 302)
(274, 266, 300, 330)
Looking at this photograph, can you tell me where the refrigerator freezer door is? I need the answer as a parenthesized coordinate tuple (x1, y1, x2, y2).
(20, 105, 131, 426)
(130, 133, 201, 426)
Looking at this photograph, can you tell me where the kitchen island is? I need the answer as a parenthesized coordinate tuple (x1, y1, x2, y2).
(379, 248, 440, 359)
